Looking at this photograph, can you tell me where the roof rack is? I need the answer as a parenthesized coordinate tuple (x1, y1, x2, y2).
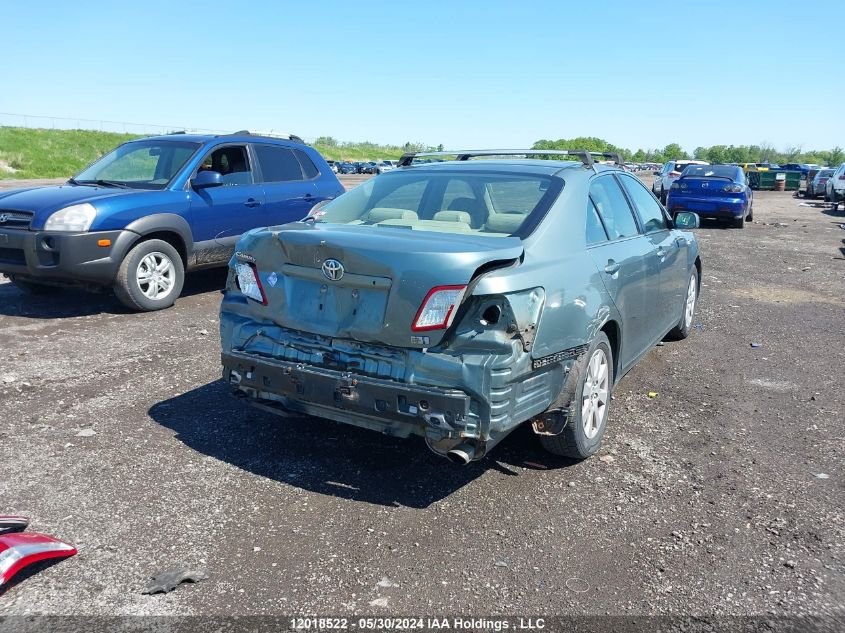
(220, 130, 305, 143)
(397, 149, 623, 168)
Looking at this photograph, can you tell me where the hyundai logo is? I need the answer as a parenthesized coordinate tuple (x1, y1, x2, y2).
(0, 214, 8, 223)
(322, 258, 345, 281)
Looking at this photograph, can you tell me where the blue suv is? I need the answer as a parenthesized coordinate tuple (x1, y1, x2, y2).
(0, 131, 343, 310)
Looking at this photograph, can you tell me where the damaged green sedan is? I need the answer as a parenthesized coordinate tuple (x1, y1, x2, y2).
(220, 150, 702, 464)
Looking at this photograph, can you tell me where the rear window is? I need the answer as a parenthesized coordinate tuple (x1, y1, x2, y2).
(818, 169, 834, 177)
(311, 169, 562, 237)
(682, 165, 737, 179)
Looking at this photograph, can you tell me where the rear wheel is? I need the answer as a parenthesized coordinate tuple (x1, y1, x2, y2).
(9, 276, 61, 295)
(660, 189, 668, 205)
(539, 332, 613, 459)
(732, 215, 745, 228)
(114, 239, 184, 312)
(666, 268, 699, 340)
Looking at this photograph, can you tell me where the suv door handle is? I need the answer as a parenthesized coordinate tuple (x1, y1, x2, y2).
(656, 247, 667, 258)
(674, 236, 686, 247)
(604, 260, 620, 275)
(244, 198, 261, 208)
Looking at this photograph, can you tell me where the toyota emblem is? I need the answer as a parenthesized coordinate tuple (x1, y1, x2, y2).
(322, 258, 344, 281)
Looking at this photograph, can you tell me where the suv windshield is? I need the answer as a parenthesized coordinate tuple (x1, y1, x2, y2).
(311, 169, 561, 237)
(74, 140, 200, 190)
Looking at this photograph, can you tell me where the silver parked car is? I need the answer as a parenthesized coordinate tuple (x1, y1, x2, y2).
(807, 169, 835, 199)
(220, 150, 702, 464)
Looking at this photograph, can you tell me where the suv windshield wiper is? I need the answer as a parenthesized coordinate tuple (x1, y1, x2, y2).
(74, 179, 133, 189)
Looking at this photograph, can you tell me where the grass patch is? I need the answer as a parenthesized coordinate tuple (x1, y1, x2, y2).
(0, 127, 141, 179)
(0, 126, 408, 180)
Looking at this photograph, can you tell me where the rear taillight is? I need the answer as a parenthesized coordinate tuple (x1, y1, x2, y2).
(235, 262, 267, 305)
(0, 532, 77, 587)
(412, 285, 467, 331)
(839, 174, 845, 180)
(722, 184, 744, 193)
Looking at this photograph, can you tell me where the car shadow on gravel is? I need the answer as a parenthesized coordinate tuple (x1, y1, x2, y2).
(0, 269, 228, 319)
(150, 380, 577, 508)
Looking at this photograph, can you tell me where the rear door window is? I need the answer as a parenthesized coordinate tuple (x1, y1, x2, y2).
(293, 149, 320, 179)
(619, 174, 668, 233)
(253, 145, 304, 183)
(589, 176, 640, 240)
(586, 199, 609, 245)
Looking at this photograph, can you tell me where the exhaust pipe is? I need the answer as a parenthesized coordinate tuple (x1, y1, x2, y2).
(446, 443, 476, 465)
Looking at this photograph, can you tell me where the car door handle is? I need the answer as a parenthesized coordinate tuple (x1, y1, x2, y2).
(674, 236, 686, 247)
(604, 260, 620, 275)
(244, 198, 261, 208)
(656, 247, 667, 258)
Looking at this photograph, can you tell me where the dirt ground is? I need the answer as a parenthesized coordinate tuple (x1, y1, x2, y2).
(0, 174, 843, 625)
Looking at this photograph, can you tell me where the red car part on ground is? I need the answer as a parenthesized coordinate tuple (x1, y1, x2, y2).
(0, 532, 77, 587)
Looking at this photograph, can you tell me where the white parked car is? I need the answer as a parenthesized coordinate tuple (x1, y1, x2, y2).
(825, 164, 845, 209)
(653, 160, 709, 203)
(376, 160, 397, 174)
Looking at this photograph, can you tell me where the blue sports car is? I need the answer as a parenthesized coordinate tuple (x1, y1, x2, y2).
(667, 164, 753, 228)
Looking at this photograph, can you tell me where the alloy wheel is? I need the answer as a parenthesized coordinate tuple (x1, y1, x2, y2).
(136, 252, 176, 301)
(581, 349, 609, 439)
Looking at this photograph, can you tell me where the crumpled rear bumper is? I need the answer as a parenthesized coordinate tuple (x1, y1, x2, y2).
(223, 350, 473, 440)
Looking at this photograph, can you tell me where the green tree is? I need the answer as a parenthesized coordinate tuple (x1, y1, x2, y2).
(314, 136, 337, 147)
(662, 143, 689, 160)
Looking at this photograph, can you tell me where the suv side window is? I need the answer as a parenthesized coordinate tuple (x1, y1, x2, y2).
(619, 174, 668, 233)
(294, 149, 320, 179)
(586, 198, 608, 245)
(253, 145, 304, 183)
(197, 145, 253, 185)
(589, 176, 640, 240)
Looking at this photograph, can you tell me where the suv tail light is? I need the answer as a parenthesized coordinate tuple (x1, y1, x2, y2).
(839, 173, 845, 180)
(235, 262, 267, 305)
(722, 184, 744, 192)
(412, 285, 467, 331)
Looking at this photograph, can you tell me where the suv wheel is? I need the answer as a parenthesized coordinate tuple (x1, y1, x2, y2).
(114, 239, 184, 311)
(666, 268, 699, 340)
(9, 276, 61, 295)
(539, 332, 613, 459)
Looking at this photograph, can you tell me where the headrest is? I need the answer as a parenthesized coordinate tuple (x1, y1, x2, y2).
(484, 213, 526, 234)
(366, 208, 419, 223)
(433, 210, 472, 224)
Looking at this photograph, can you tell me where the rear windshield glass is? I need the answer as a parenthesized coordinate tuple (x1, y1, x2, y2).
(681, 165, 737, 179)
(311, 169, 562, 237)
(818, 169, 834, 177)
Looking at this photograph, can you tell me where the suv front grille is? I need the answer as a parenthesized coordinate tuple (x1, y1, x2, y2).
(0, 210, 33, 229)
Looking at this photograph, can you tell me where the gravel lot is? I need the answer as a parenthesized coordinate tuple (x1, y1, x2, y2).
(0, 175, 843, 623)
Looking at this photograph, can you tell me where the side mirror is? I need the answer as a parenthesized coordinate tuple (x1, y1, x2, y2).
(192, 170, 223, 190)
(674, 211, 700, 230)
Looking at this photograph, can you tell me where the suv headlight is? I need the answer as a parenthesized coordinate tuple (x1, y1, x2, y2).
(44, 203, 97, 232)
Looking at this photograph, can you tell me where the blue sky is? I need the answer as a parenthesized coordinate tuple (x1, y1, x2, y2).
(3, 1, 843, 153)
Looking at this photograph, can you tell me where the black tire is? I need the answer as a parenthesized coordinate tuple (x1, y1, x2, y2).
(732, 215, 745, 228)
(539, 332, 613, 459)
(9, 276, 61, 295)
(660, 189, 668, 205)
(666, 268, 699, 341)
(113, 239, 184, 312)
(746, 201, 753, 221)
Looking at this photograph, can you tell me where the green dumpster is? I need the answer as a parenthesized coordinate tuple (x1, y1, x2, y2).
(748, 171, 777, 190)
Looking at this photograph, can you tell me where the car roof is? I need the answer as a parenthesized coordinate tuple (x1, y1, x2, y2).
(400, 158, 622, 177)
(130, 133, 304, 145)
